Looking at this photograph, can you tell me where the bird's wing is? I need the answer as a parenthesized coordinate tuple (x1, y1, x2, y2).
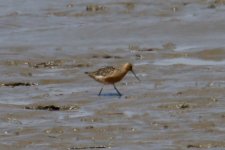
(93, 66, 116, 76)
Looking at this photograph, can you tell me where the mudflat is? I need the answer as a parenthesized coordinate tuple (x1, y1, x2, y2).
(1, 0, 225, 150)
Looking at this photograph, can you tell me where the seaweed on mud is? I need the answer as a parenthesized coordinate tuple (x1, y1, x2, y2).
(1, 82, 37, 87)
(73, 63, 91, 67)
(69, 145, 108, 150)
(187, 141, 225, 149)
(187, 144, 201, 148)
(208, 0, 225, 8)
(86, 4, 106, 12)
(31, 60, 90, 69)
(128, 44, 159, 51)
(37, 105, 60, 111)
(158, 103, 190, 110)
(32, 60, 63, 68)
(25, 104, 79, 111)
(176, 103, 190, 109)
(92, 54, 122, 59)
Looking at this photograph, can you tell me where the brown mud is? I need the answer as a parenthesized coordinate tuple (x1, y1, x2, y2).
(1, 0, 225, 150)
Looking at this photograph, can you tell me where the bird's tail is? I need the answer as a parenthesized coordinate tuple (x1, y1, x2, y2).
(84, 72, 95, 79)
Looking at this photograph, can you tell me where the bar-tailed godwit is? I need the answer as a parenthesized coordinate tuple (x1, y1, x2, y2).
(85, 63, 140, 96)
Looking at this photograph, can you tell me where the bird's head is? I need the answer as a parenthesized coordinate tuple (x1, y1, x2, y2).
(123, 63, 140, 81)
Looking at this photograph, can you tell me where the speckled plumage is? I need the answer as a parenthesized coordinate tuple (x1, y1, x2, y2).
(85, 63, 140, 96)
(87, 66, 116, 77)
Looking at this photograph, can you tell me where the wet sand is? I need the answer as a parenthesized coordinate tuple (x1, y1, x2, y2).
(1, 0, 225, 150)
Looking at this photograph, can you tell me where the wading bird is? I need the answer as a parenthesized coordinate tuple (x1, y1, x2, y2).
(85, 63, 140, 96)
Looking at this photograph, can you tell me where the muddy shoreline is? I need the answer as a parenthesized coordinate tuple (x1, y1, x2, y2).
(1, 0, 225, 150)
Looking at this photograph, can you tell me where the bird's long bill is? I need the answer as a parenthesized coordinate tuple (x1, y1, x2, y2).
(131, 70, 140, 81)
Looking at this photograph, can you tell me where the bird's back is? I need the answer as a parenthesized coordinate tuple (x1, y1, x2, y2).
(85, 64, 133, 84)
(85, 66, 116, 80)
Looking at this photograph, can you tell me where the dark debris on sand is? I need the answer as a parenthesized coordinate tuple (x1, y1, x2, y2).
(1, 82, 37, 87)
(25, 104, 80, 111)
(69, 145, 109, 150)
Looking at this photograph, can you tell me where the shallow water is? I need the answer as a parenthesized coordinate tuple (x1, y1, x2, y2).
(1, 0, 225, 150)
(154, 58, 225, 66)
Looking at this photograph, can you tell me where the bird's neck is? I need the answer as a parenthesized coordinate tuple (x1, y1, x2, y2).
(119, 68, 129, 77)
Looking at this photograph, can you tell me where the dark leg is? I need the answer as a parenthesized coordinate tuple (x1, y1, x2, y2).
(98, 87, 103, 96)
(113, 84, 122, 96)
